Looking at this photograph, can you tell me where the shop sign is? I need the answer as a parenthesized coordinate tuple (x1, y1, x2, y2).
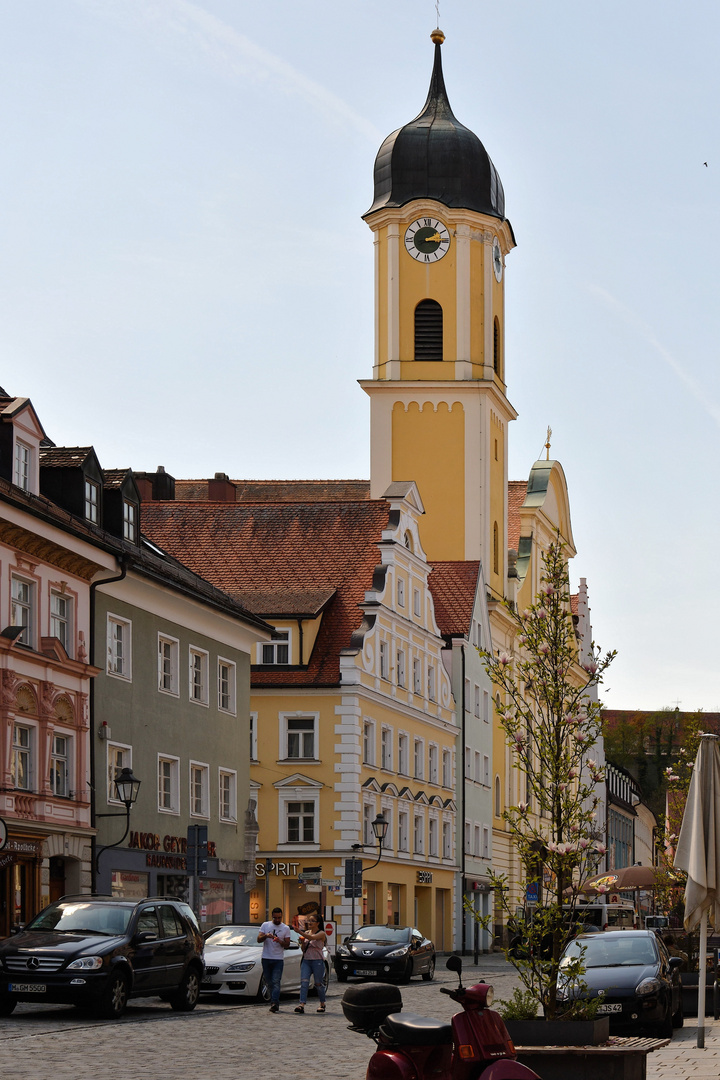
(417, 871, 433, 884)
(146, 853, 187, 870)
(0, 852, 14, 870)
(4, 838, 43, 857)
(128, 831, 217, 857)
(0, 817, 7, 851)
(255, 861, 300, 877)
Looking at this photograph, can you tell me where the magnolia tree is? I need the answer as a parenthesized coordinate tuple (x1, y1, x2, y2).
(482, 540, 616, 1019)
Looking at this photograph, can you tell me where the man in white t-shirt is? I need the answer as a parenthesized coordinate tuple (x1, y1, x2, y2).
(257, 907, 291, 1012)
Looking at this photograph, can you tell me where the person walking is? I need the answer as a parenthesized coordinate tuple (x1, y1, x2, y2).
(294, 913, 328, 1014)
(258, 907, 291, 1012)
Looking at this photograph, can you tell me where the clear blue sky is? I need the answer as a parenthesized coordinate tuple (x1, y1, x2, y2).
(2, 1, 718, 711)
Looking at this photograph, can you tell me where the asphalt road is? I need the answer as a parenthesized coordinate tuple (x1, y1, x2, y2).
(0, 954, 521, 1080)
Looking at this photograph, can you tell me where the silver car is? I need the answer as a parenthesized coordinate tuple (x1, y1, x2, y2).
(200, 925, 330, 1002)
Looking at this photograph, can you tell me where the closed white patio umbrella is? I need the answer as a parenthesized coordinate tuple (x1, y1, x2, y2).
(673, 733, 720, 1048)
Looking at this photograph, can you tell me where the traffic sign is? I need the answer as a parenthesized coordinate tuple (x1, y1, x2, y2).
(321, 878, 341, 888)
(344, 857, 362, 898)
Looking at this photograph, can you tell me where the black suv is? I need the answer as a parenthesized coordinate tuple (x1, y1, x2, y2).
(0, 895, 204, 1019)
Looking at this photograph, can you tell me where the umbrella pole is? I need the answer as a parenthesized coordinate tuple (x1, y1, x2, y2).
(698, 909, 708, 1048)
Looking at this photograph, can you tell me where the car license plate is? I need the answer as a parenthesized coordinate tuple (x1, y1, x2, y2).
(597, 1003, 622, 1013)
(355, 969, 376, 976)
(201, 979, 214, 986)
(9, 983, 46, 993)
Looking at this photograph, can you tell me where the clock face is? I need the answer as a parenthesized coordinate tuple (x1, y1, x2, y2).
(404, 217, 450, 263)
(492, 236, 503, 282)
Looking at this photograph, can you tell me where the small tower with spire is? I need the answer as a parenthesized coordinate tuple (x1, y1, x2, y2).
(361, 31, 516, 589)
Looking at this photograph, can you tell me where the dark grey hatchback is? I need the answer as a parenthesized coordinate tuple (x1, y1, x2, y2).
(0, 895, 204, 1019)
(334, 925, 436, 983)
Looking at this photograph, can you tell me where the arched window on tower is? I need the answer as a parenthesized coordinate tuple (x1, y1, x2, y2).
(414, 299, 443, 361)
(493, 521, 499, 575)
(493, 317, 501, 376)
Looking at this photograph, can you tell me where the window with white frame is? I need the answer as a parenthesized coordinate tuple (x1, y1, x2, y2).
(381, 726, 392, 770)
(50, 734, 71, 797)
(474, 684, 481, 718)
(428, 744, 438, 784)
(464, 678, 471, 711)
(464, 820, 471, 854)
(189, 762, 210, 818)
(189, 647, 209, 705)
(219, 769, 237, 821)
(50, 591, 72, 654)
(123, 500, 137, 542)
(379, 640, 389, 680)
(474, 751, 481, 783)
(413, 657, 422, 694)
(396, 649, 406, 688)
(483, 754, 490, 786)
(442, 820, 452, 859)
(398, 733, 409, 776)
(442, 749, 452, 788)
(413, 738, 424, 780)
(158, 635, 179, 695)
(284, 715, 316, 760)
(261, 630, 289, 665)
(11, 576, 34, 648)
(286, 799, 316, 843)
(363, 802, 374, 846)
(464, 746, 471, 778)
(218, 658, 236, 714)
(107, 742, 132, 804)
(413, 588, 421, 617)
(11, 723, 32, 790)
(428, 816, 438, 857)
(84, 479, 99, 523)
(413, 814, 424, 854)
(249, 713, 258, 761)
(482, 689, 490, 724)
(398, 809, 409, 852)
(158, 755, 180, 813)
(483, 825, 490, 859)
(363, 720, 375, 765)
(397, 578, 405, 608)
(14, 440, 32, 491)
(427, 664, 436, 701)
(381, 805, 393, 851)
(473, 824, 481, 856)
(107, 614, 131, 679)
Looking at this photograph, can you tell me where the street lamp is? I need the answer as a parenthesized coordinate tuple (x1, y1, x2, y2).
(350, 813, 388, 933)
(94, 767, 142, 879)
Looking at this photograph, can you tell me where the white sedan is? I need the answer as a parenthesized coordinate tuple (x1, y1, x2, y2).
(201, 925, 330, 1002)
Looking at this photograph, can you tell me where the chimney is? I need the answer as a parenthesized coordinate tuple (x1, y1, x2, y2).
(208, 472, 236, 502)
(132, 466, 175, 502)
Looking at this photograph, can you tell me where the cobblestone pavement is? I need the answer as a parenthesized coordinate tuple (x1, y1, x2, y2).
(1, 955, 715, 1079)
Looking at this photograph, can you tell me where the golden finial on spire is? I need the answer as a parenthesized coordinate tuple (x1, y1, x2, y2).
(545, 426, 552, 461)
(431, 29, 445, 44)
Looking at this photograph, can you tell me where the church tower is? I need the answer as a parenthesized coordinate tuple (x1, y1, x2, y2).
(362, 30, 516, 597)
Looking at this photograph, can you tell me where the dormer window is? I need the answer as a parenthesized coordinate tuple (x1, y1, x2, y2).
(123, 500, 137, 542)
(262, 631, 289, 665)
(85, 479, 99, 523)
(14, 441, 31, 491)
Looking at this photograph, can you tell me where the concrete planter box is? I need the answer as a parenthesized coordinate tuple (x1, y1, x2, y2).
(505, 1016, 610, 1046)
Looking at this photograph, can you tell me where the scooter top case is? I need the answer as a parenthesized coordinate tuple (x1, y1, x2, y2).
(342, 983, 403, 1033)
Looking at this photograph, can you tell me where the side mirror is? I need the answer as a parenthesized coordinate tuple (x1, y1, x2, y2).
(668, 956, 683, 970)
(134, 931, 158, 944)
(446, 954, 462, 974)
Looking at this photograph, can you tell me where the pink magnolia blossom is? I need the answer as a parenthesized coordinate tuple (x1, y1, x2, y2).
(498, 652, 511, 666)
(574, 731, 588, 744)
(538, 643, 550, 655)
(547, 840, 558, 852)
(595, 843, 607, 855)
(583, 661, 598, 674)
(518, 802, 528, 814)
(536, 608, 548, 620)
(596, 884, 609, 895)
(578, 838, 590, 849)
(568, 768, 578, 780)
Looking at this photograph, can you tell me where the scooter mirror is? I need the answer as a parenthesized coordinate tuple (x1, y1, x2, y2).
(446, 955, 462, 974)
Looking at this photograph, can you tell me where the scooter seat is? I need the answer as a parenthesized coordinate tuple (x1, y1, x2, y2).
(380, 1011, 453, 1046)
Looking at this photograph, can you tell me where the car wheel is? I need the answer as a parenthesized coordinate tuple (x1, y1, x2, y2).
(94, 971, 129, 1020)
(0, 996, 16, 1017)
(654, 1002, 674, 1039)
(257, 975, 271, 1003)
(170, 967, 201, 1012)
(672, 997, 684, 1028)
(422, 957, 435, 982)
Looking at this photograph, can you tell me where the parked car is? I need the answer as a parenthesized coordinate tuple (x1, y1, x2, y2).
(334, 925, 435, 983)
(0, 895, 204, 1020)
(200, 925, 329, 1001)
(557, 929, 683, 1037)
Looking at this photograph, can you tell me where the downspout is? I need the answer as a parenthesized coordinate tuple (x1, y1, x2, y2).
(460, 640, 467, 955)
(296, 618, 304, 665)
(89, 557, 128, 891)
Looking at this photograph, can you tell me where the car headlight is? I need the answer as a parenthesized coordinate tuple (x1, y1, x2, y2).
(636, 978, 662, 997)
(224, 962, 256, 974)
(385, 947, 410, 958)
(336, 946, 349, 956)
(67, 956, 104, 971)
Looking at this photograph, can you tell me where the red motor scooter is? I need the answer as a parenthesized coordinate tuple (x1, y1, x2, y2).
(341, 955, 541, 1080)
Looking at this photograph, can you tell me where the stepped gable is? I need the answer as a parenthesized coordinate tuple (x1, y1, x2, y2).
(429, 561, 481, 637)
(141, 491, 390, 686)
(508, 480, 528, 551)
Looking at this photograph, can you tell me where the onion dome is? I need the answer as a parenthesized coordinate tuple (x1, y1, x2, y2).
(365, 30, 505, 220)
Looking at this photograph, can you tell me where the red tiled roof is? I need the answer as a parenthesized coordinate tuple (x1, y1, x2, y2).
(172, 479, 372, 503)
(570, 593, 579, 615)
(103, 469, 132, 489)
(141, 497, 390, 686)
(429, 561, 481, 637)
(508, 481, 527, 551)
(39, 447, 93, 468)
(234, 587, 336, 617)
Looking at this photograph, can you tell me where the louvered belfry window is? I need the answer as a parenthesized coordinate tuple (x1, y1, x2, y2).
(414, 299, 443, 361)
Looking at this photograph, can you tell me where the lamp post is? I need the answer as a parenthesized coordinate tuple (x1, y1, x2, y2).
(351, 812, 388, 934)
(94, 767, 141, 882)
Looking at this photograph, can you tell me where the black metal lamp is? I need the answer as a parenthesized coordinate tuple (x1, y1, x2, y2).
(94, 768, 142, 878)
(371, 812, 389, 846)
